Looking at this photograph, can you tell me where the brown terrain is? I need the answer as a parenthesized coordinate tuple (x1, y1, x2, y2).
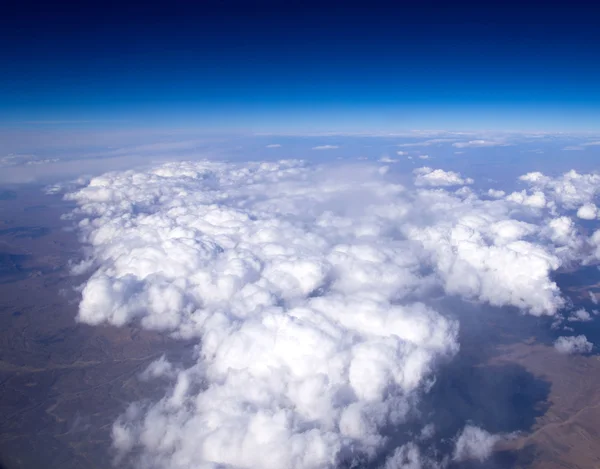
(0, 188, 192, 469)
(493, 341, 600, 469)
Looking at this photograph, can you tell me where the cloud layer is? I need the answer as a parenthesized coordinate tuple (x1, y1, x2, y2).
(64, 160, 600, 468)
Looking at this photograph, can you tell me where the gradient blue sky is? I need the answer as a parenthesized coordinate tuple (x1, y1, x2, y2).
(2, 1, 600, 132)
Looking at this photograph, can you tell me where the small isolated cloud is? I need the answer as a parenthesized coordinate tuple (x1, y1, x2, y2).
(453, 425, 500, 462)
(567, 308, 592, 322)
(577, 203, 598, 220)
(312, 145, 339, 150)
(554, 335, 593, 354)
(379, 156, 398, 163)
(266, 144, 281, 148)
(414, 167, 474, 187)
(418, 154, 430, 160)
(396, 151, 407, 156)
(452, 140, 508, 149)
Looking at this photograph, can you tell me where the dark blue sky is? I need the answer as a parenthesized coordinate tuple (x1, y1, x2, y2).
(3, 1, 600, 131)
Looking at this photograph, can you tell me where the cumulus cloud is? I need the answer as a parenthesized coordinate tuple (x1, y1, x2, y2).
(577, 203, 598, 220)
(312, 145, 339, 150)
(505, 190, 547, 208)
(554, 335, 593, 354)
(453, 425, 500, 462)
(397, 151, 407, 156)
(516, 170, 600, 210)
(413, 167, 474, 187)
(266, 144, 282, 148)
(487, 189, 506, 198)
(68, 160, 463, 469)
(63, 160, 600, 469)
(418, 155, 430, 160)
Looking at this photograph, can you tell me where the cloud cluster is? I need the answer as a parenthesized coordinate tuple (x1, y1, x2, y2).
(554, 335, 593, 354)
(64, 160, 600, 468)
(515, 170, 600, 211)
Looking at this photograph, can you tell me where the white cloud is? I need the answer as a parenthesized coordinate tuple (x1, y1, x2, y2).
(62, 160, 600, 468)
(554, 335, 593, 354)
(452, 139, 508, 149)
(312, 145, 339, 150)
(453, 425, 500, 462)
(67, 160, 463, 469)
(505, 190, 547, 209)
(577, 203, 598, 220)
(397, 151, 407, 156)
(266, 144, 282, 148)
(418, 155, 430, 160)
(487, 189, 506, 198)
(567, 308, 592, 322)
(517, 170, 600, 209)
(379, 156, 399, 163)
(384, 443, 423, 469)
(413, 167, 474, 187)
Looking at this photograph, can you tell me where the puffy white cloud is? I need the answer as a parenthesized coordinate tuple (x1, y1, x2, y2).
(68, 160, 463, 469)
(418, 155, 430, 160)
(397, 151, 407, 156)
(413, 167, 474, 187)
(487, 189, 506, 198)
(517, 170, 600, 210)
(63, 160, 600, 469)
(312, 145, 339, 150)
(577, 203, 598, 220)
(554, 335, 593, 354)
(453, 425, 500, 462)
(505, 190, 547, 209)
(405, 195, 564, 316)
(266, 144, 282, 148)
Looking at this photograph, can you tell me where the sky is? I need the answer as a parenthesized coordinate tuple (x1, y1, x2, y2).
(2, 1, 600, 132)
